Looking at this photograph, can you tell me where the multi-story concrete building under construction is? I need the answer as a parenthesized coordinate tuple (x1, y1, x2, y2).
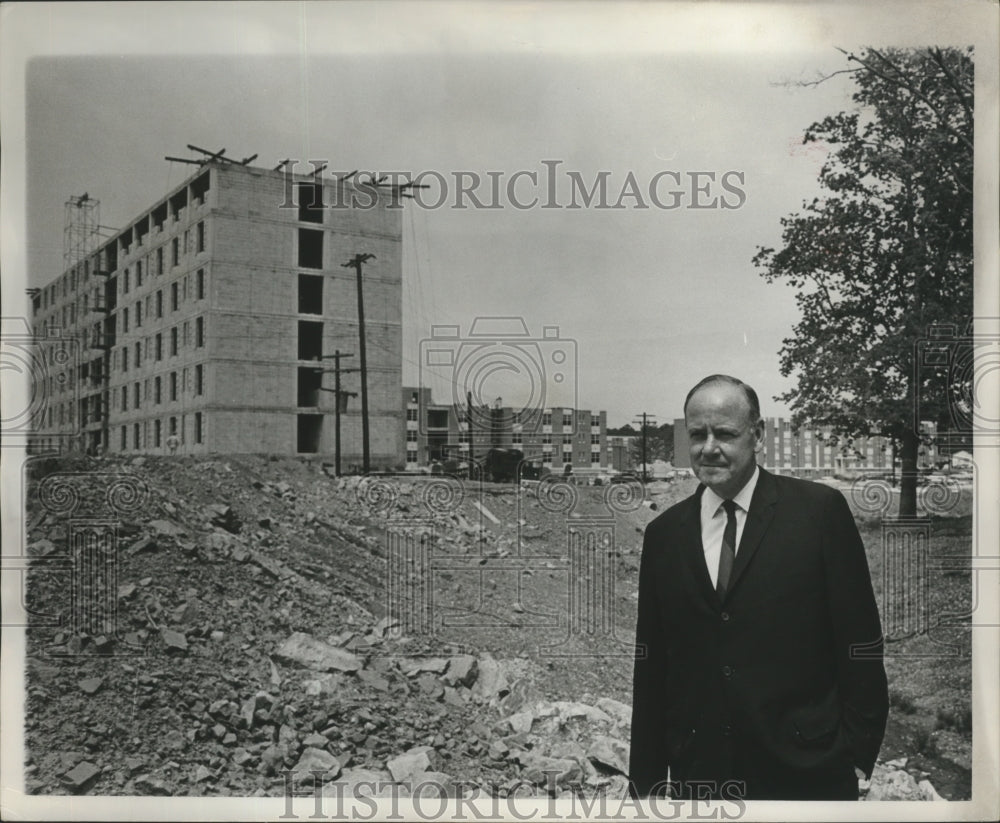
(402, 387, 608, 472)
(30, 160, 403, 466)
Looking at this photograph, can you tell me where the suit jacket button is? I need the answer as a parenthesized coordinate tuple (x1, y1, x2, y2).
(721, 611, 731, 622)
(722, 665, 734, 678)
(721, 724, 733, 736)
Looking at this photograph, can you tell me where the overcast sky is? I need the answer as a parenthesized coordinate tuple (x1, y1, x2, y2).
(4, 1, 991, 427)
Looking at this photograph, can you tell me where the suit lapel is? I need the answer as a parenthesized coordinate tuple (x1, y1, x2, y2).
(724, 467, 779, 600)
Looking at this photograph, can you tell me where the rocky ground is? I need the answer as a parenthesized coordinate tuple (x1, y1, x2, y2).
(20, 454, 972, 801)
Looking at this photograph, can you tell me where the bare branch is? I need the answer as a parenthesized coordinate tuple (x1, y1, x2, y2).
(770, 68, 860, 89)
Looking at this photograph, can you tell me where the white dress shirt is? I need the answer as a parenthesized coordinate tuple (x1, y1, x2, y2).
(700, 465, 760, 588)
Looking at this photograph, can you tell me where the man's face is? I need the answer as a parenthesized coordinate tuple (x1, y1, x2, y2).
(685, 382, 764, 499)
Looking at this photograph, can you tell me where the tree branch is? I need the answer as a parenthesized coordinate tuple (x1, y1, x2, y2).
(929, 46, 975, 128)
(841, 47, 974, 155)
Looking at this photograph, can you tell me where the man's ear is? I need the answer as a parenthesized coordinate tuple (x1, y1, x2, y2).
(752, 419, 765, 453)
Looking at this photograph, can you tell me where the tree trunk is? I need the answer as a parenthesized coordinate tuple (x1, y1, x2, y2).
(899, 426, 920, 517)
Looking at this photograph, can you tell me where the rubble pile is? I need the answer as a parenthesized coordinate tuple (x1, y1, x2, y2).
(20, 454, 962, 800)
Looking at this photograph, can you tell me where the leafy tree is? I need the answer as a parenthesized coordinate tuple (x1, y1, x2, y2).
(754, 47, 973, 515)
(627, 422, 675, 470)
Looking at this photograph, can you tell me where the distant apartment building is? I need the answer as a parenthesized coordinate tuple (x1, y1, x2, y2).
(606, 435, 637, 472)
(403, 388, 608, 471)
(673, 417, 937, 475)
(31, 162, 403, 465)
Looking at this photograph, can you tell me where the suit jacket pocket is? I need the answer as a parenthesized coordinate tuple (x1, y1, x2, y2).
(791, 708, 839, 742)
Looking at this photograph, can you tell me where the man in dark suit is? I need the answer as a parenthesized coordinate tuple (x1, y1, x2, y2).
(629, 374, 888, 801)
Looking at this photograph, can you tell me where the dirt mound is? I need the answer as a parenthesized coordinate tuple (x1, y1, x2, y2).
(20, 455, 969, 799)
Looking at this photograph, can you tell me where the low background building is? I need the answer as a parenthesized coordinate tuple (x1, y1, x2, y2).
(403, 388, 608, 473)
(673, 417, 938, 477)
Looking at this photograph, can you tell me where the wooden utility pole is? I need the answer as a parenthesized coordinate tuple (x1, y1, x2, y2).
(632, 412, 658, 483)
(342, 253, 376, 473)
(317, 350, 356, 476)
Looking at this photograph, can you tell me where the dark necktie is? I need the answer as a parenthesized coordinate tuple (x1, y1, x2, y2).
(716, 499, 738, 598)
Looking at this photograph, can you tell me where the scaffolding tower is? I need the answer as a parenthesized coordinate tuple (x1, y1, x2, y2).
(64, 193, 100, 268)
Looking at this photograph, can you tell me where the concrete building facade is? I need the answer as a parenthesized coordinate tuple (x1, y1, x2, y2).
(31, 163, 403, 466)
(403, 388, 608, 472)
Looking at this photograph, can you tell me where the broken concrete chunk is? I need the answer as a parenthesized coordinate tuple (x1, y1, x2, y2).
(864, 767, 923, 801)
(31, 538, 58, 556)
(128, 536, 158, 555)
(160, 628, 188, 651)
(62, 760, 101, 792)
(517, 752, 581, 787)
(473, 501, 500, 525)
(442, 655, 478, 688)
(595, 697, 632, 727)
(206, 504, 242, 534)
(149, 519, 185, 537)
(292, 747, 341, 778)
(274, 632, 362, 673)
(357, 670, 390, 692)
(387, 749, 432, 783)
(506, 711, 533, 734)
(471, 655, 509, 701)
(133, 774, 170, 794)
(552, 701, 612, 724)
(586, 735, 630, 775)
(78, 677, 103, 695)
(233, 748, 254, 766)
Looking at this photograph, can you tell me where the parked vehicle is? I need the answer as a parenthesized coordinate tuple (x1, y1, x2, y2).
(484, 448, 543, 483)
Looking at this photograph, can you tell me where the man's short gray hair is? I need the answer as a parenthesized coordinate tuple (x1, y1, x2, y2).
(683, 374, 762, 424)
